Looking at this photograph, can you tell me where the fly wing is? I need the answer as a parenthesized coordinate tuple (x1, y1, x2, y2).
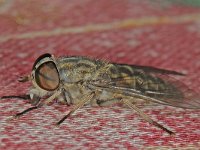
(93, 64, 200, 109)
(113, 63, 185, 76)
(139, 74, 200, 109)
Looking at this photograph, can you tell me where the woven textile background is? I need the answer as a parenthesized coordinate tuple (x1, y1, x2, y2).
(0, 0, 200, 149)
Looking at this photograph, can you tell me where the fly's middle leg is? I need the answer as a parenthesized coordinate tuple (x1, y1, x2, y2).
(55, 91, 96, 126)
(96, 98, 122, 107)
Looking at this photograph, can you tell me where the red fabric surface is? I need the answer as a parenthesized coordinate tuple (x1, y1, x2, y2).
(0, 0, 200, 149)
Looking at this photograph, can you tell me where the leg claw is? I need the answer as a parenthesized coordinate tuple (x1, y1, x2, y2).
(54, 123, 61, 129)
(6, 115, 18, 122)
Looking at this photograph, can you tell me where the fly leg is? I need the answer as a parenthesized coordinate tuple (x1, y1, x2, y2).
(1, 94, 32, 121)
(8, 106, 39, 121)
(1, 94, 38, 122)
(8, 91, 61, 121)
(1, 74, 32, 100)
(56, 92, 95, 126)
(96, 98, 122, 107)
(1, 95, 30, 100)
(7, 103, 42, 122)
(122, 99, 175, 135)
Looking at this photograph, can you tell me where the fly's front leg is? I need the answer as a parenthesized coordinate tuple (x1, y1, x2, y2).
(7, 98, 41, 122)
(1, 95, 30, 100)
(8, 106, 39, 121)
(56, 91, 96, 126)
(8, 90, 61, 122)
(1, 75, 33, 100)
(1, 94, 37, 121)
(57, 88, 72, 106)
(7, 99, 42, 122)
(122, 99, 175, 135)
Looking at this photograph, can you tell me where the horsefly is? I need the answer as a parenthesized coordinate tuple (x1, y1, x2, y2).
(1, 53, 200, 135)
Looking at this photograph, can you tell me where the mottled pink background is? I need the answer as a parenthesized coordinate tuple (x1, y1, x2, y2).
(0, 0, 200, 149)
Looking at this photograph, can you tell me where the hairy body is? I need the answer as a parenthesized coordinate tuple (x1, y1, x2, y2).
(2, 54, 200, 134)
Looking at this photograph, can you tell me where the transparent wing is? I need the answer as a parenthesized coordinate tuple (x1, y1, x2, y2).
(113, 63, 185, 76)
(92, 66, 200, 109)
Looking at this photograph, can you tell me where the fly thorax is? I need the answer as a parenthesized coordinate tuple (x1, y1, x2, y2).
(57, 60, 97, 83)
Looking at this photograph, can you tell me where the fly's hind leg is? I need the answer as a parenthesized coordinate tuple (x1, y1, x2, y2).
(122, 99, 175, 135)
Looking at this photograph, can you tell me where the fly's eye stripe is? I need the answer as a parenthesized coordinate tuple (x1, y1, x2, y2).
(38, 71, 57, 81)
(32, 53, 52, 70)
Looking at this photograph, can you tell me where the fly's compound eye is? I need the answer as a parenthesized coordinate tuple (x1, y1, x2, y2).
(35, 61, 59, 91)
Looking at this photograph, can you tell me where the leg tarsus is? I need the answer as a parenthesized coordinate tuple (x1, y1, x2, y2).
(151, 120, 175, 135)
(55, 111, 72, 127)
(6, 106, 38, 122)
(15, 106, 38, 117)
